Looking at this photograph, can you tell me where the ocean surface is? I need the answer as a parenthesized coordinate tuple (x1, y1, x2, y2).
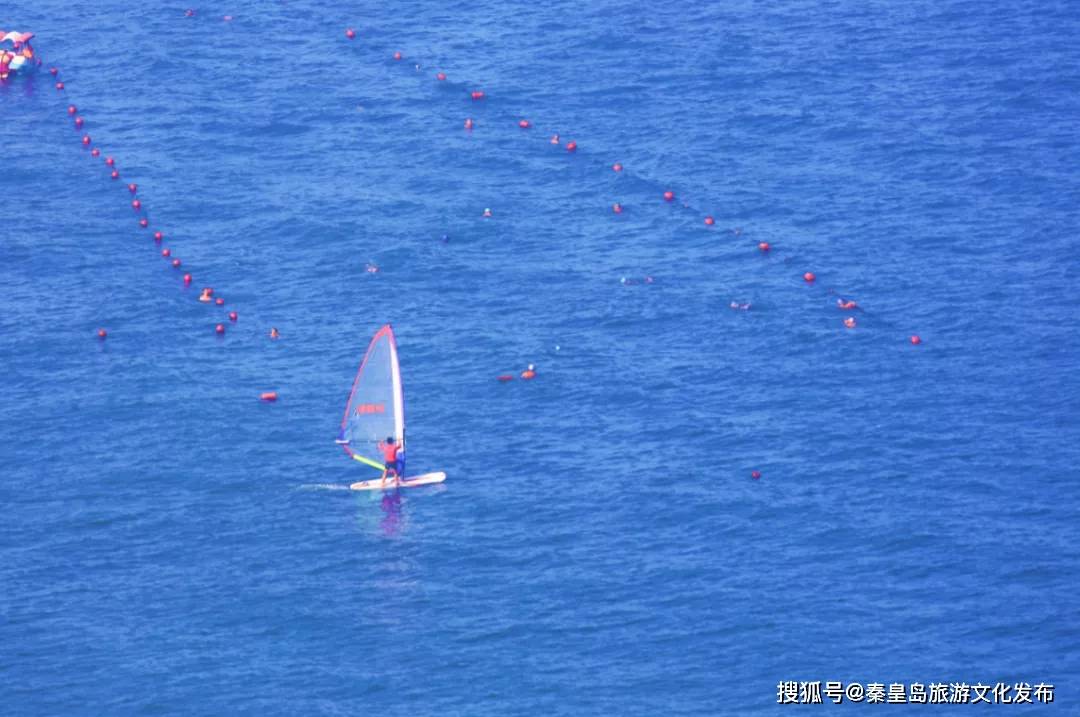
(2, 1, 1078, 714)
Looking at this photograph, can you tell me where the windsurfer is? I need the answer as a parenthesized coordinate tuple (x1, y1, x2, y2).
(378, 436, 403, 484)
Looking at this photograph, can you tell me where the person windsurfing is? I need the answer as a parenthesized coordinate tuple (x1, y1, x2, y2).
(377, 436, 404, 485)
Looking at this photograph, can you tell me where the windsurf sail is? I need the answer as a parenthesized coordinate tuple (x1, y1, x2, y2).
(339, 324, 405, 474)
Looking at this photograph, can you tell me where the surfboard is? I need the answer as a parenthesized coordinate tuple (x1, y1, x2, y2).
(337, 324, 446, 487)
(350, 471, 447, 491)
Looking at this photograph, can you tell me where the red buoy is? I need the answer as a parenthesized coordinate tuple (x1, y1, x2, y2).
(215, 323, 225, 335)
(612, 163, 623, 172)
(228, 311, 238, 322)
(105, 157, 115, 167)
(663, 190, 674, 202)
(704, 216, 715, 226)
(128, 183, 137, 194)
(90, 148, 100, 158)
(153, 231, 163, 242)
(55, 82, 65, 90)
(183, 273, 192, 285)
(518, 119, 531, 129)
(464, 117, 474, 130)
(67, 105, 76, 115)
(565, 141, 577, 153)
(162, 248, 171, 257)
(613, 203, 623, 214)
(803, 272, 816, 283)
(74, 117, 84, 128)
(215, 297, 225, 306)
(436, 72, 446, 81)
(50, 67, 59, 76)
(751, 470, 761, 480)
(910, 335, 922, 345)
(260, 391, 278, 402)
(132, 199, 141, 210)
(345, 28, 356, 39)
(110, 170, 119, 180)
(97, 328, 107, 340)
(139, 219, 149, 228)
(392, 51, 402, 60)
(81, 135, 91, 146)
(471, 90, 485, 100)
(171, 258, 182, 268)
(759, 242, 770, 252)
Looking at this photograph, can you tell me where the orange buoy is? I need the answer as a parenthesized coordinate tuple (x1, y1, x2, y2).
(910, 335, 922, 345)
(704, 216, 715, 226)
(464, 117, 474, 130)
(613, 203, 623, 214)
(520, 364, 537, 380)
(470, 90, 485, 100)
(612, 163, 623, 172)
(97, 328, 107, 340)
(844, 317, 856, 329)
(497, 375, 514, 382)
(803, 272, 816, 283)
(751, 470, 761, 480)
(759, 242, 770, 252)
(436, 72, 446, 81)
(228, 311, 238, 322)
(345, 28, 356, 39)
(663, 190, 674, 202)
(518, 119, 530, 128)
(565, 141, 577, 152)
(260, 392, 278, 402)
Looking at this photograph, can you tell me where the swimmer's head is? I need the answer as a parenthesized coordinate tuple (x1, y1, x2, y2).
(386, 436, 396, 444)
(527, 364, 535, 371)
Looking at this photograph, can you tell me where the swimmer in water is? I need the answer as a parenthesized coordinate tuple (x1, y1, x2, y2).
(482, 208, 492, 218)
(0, 50, 11, 80)
(836, 299, 858, 310)
(550, 134, 560, 145)
(365, 263, 379, 273)
(521, 364, 536, 380)
(269, 327, 280, 340)
(198, 288, 213, 303)
(377, 436, 403, 485)
(729, 301, 751, 310)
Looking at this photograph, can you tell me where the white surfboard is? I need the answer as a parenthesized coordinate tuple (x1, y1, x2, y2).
(350, 471, 447, 491)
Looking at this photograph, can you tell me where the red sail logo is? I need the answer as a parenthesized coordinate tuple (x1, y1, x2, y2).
(355, 403, 386, 414)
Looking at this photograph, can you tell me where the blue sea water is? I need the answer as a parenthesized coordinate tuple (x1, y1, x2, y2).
(2, 0, 1079, 714)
